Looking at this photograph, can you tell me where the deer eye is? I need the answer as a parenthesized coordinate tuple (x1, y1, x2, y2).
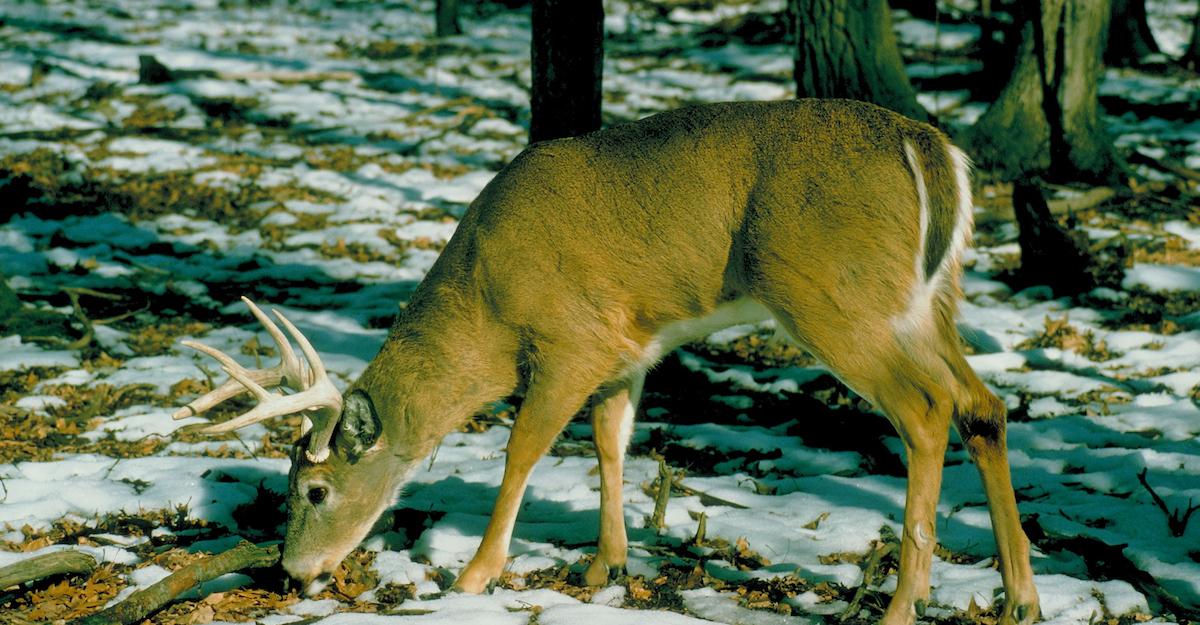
(307, 486, 328, 505)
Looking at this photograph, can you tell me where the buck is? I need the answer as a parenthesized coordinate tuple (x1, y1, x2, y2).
(175, 99, 1039, 625)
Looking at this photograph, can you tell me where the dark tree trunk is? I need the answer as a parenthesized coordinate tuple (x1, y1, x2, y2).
(1104, 0, 1159, 66)
(529, 0, 604, 144)
(1012, 181, 1095, 295)
(436, 0, 461, 37)
(789, 0, 927, 121)
(974, 0, 1021, 100)
(0, 271, 19, 327)
(1011, 180, 1127, 295)
(1183, 6, 1200, 70)
(890, 0, 937, 20)
(964, 0, 1122, 183)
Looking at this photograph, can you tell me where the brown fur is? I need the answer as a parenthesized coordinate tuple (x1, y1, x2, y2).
(283, 100, 1039, 625)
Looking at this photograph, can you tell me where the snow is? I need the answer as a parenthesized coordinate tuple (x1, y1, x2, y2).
(1122, 263, 1200, 292)
(1, 0, 1198, 622)
(0, 336, 81, 370)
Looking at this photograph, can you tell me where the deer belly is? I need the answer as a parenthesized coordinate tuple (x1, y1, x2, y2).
(626, 298, 773, 376)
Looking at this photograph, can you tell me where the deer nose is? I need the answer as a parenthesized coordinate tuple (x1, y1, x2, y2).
(282, 557, 336, 595)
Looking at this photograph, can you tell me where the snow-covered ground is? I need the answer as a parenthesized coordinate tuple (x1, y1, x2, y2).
(0, 0, 1198, 624)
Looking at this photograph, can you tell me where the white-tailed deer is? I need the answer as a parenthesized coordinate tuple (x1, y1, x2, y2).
(176, 100, 1039, 625)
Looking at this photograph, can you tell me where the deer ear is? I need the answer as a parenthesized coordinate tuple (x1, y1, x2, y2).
(336, 390, 381, 458)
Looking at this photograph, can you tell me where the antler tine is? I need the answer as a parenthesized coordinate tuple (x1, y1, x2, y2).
(182, 340, 275, 401)
(173, 298, 343, 462)
(173, 337, 286, 420)
(172, 373, 273, 420)
(271, 308, 326, 381)
(241, 296, 309, 390)
(221, 360, 275, 402)
(199, 390, 335, 434)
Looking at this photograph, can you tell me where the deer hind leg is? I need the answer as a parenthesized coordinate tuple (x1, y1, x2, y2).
(759, 291, 954, 625)
(866, 355, 954, 625)
(949, 356, 1039, 625)
(455, 352, 612, 594)
(584, 371, 645, 586)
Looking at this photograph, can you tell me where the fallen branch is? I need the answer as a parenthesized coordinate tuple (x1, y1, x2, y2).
(0, 550, 98, 589)
(1129, 150, 1200, 183)
(839, 538, 895, 621)
(72, 541, 280, 625)
(976, 185, 1115, 228)
(1137, 468, 1199, 538)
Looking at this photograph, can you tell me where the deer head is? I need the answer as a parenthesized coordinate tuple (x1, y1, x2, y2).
(174, 297, 417, 594)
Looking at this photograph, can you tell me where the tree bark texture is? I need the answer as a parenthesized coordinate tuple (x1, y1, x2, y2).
(965, 0, 1121, 183)
(789, 0, 927, 121)
(436, 0, 461, 37)
(1104, 0, 1160, 66)
(529, 0, 604, 143)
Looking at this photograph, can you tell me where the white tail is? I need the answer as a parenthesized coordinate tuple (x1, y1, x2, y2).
(178, 100, 1039, 625)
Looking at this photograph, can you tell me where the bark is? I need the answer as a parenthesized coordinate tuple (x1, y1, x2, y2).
(529, 0, 604, 143)
(72, 542, 280, 625)
(435, 0, 461, 37)
(964, 0, 1122, 183)
(1104, 0, 1160, 67)
(789, 0, 927, 121)
(0, 551, 97, 589)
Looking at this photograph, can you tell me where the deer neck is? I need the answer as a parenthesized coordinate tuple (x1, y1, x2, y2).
(352, 280, 518, 461)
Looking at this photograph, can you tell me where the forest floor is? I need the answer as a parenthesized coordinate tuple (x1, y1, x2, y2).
(0, 0, 1198, 624)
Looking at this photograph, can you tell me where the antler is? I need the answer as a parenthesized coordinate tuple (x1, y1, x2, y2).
(174, 297, 344, 462)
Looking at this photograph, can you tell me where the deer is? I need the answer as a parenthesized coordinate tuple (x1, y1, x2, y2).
(174, 99, 1039, 625)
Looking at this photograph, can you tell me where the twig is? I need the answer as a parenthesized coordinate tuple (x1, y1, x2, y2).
(650, 457, 673, 531)
(1129, 150, 1200, 182)
(61, 288, 124, 301)
(1137, 468, 1200, 537)
(673, 479, 750, 509)
(71, 541, 280, 625)
(691, 511, 707, 546)
(0, 550, 97, 588)
(839, 539, 895, 622)
(92, 305, 149, 326)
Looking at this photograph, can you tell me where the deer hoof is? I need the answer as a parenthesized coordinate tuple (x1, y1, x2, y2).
(583, 560, 627, 587)
(1003, 602, 1039, 625)
(454, 565, 498, 594)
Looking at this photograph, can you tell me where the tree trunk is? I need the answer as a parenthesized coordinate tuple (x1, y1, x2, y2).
(529, 0, 604, 143)
(435, 0, 461, 37)
(964, 0, 1122, 183)
(789, 0, 927, 121)
(975, 0, 1021, 101)
(0, 271, 19, 328)
(890, 0, 937, 20)
(1104, 0, 1160, 66)
(1183, 6, 1200, 70)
